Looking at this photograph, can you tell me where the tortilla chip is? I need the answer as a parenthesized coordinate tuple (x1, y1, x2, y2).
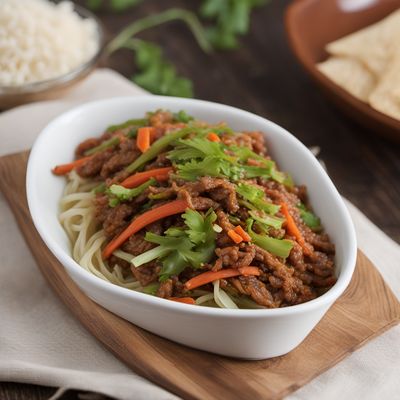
(325, 9, 400, 77)
(317, 56, 376, 101)
(369, 51, 400, 121)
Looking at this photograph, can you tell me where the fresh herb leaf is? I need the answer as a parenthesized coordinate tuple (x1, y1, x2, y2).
(174, 156, 226, 181)
(298, 203, 321, 230)
(133, 40, 194, 97)
(183, 208, 217, 245)
(173, 110, 194, 123)
(200, 0, 267, 49)
(107, 178, 156, 207)
(236, 183, 280, 215)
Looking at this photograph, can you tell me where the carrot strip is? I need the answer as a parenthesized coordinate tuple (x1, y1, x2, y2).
(227, 229, 243, 244)
(102, 199, 189, 259)
(168, 297, 196, 305)
(121, 167, 173, 188)
(52, 156, 92, 176)
(234, 225, 251, 242)
(207, 132, 220, 142)
(184, 267, 260, 291)
(280, 202, 312, 255)
(137, 127, 154, 153)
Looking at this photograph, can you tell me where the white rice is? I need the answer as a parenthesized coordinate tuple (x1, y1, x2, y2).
(0, 0, 98, 86)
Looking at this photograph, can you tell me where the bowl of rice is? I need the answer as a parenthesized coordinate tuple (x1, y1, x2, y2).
(0, 0, 104, 109)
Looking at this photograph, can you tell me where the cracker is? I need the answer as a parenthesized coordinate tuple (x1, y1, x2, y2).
(369, 51, 400, 120)
(325, 9, 400, 77)
(317, 56, 376, 101)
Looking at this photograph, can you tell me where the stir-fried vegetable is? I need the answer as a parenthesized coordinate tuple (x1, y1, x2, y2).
(247, 219, 293, 258)
(298, 203, 321, 230)
(107, 178, 156, 207)
(184, 266, 261, 291)
(52, 156, 92, 176)
(102, 199, 189, 259)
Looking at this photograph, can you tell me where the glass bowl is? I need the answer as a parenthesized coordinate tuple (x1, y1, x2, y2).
(0, 4, 104, 110)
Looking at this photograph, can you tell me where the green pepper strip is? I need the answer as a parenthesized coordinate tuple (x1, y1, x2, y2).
(84, 136, 120, 156)
(125, 127, 193, 173)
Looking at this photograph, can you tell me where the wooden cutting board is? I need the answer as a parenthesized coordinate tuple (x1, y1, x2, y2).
(1, 151, 400, 400)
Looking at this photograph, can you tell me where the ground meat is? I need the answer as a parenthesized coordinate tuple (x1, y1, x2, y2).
(130, 263, 160, 286)
(122, 222, 162, 255)
(213, 244, 255, 271)
(157, 279, 174, 298)
(216, 210, 234, 232)
(177, 187, 219, 211)
(174, 177, 239, 213)
(75, 137, 100, 157)
(245, 131, 267, 155)
(237, 276, 276, 308)
(76, 148, 114, 178)
(103, 203, 134, 239)
(100, 139, 140, 179)
(149, 110, 173, 126)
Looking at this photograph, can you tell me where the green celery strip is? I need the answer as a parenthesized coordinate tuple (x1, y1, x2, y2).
(132, 246, 170, 267)
(107, 118, 148, 133)
(84, 136, 120, 156)
(125, 127, 192, 173)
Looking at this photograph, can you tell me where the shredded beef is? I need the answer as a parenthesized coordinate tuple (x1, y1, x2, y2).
(237, 276, 276, 308)
(75, 138, 100, 157)
(76, 148, 114, 178)
(103, 203, 134, 239)
(157, 279, 174, 298)
(131, 263, 160, 286)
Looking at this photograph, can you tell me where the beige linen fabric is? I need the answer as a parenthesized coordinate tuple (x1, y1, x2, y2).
(0, 69, 399, 400)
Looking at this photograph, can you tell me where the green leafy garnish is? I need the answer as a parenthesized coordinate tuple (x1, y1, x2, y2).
(131, 208, 217, 281)
(173, 110, 194, 123)
(298, 203, 321, 230)
(200, 0, 267, 49)
(107, 178, 156, 207)
(246, 219, 293, 258)
(132, 40, 193, 97)
(236, 183, 280, 215)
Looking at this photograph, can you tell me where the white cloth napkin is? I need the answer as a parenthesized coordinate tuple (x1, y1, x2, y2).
(0, 69, 399, 400)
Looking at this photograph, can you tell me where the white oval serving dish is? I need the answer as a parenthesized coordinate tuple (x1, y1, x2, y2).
(26, 96, 357, 359)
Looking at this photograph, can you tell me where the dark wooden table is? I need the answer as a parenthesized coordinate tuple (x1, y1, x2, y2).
(2, 0, 399, 399)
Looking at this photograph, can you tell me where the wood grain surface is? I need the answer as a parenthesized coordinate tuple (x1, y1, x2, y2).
(2, 2, 399, 398)
(1, 151, 399, 400)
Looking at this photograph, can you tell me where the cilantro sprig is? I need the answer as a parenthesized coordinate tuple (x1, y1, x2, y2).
(131, 208, 217, 281)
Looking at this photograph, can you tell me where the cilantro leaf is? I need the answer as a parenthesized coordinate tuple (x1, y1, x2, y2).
(132, 40, 193, 97)
(200, 0, 267, 49)
(236, 183, 280, 215)
(174, 156, 226, 181)
(131, 208, 217, 282)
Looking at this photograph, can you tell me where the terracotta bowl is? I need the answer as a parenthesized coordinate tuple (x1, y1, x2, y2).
(285, 0, 400, 142)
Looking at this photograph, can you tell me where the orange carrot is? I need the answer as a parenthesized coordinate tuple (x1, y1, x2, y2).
(184, 267, 260, 291)
(234, 225, 251, 242)
(52, 156, 92, 176)
(168, 297, 196, 305)
(280, 202, 312, 255)
(137, 127, 154, 153)
(121, 167, 173, 188)
(102, 199, 189, 259)
(207, 132, 221, 142)
(227, 229, 243, 244)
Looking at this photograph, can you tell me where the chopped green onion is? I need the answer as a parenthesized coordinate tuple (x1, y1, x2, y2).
(92, 182, 107, 194)
(107, 178, 156, 207)
(141, 282, 159, 295)
(173, 110, 194, 123)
